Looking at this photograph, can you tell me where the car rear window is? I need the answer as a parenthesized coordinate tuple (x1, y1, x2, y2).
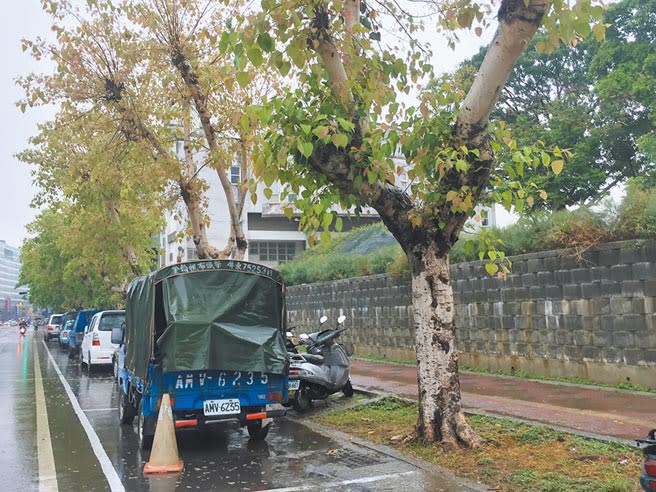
(98, 313, 125, 332)
(50, 315, 63, 325)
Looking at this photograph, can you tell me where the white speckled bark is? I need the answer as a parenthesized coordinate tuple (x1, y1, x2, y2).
(410, 244, 481, 447)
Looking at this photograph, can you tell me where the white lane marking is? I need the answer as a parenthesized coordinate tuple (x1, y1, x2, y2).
(257, 471, 417, 491)
(42, 340, 126, 492)
(34, 345, 59, 492)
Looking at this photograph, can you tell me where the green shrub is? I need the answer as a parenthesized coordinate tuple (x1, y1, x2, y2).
(279, 187, 655, 285)
(614, 181, 656, 239)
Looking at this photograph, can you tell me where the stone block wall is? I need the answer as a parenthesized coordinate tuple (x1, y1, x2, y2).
(286, 240, 656, 388)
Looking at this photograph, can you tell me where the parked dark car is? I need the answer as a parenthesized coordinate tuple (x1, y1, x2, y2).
(58, 311, 78, 348)
(68, 309, 102, 359)
(638, 429, 656, 491)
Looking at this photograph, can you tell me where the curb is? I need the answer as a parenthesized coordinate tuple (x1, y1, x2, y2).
(293, 418, 491, 492)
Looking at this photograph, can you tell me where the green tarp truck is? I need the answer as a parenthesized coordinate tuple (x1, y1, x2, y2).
(113, 260, 289, 447)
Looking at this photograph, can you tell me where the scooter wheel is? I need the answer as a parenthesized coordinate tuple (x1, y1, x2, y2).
(292, 384, 312, 412)
(342, 379, 354, 397)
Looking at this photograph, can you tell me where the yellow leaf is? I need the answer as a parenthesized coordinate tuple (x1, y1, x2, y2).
(485, 263, 498, 276)
(551, 159, 564, 175)
(527, 196, 534, 208)
(540, 190, 548, 200)
(446, 190, 458, 202)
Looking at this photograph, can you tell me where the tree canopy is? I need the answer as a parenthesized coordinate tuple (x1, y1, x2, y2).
(461, 0, 656, 209)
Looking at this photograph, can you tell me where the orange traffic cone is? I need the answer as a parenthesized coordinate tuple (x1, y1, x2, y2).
(143, 394, 184, 474)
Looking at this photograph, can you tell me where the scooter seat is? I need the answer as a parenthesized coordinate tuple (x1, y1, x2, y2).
(301, 353, 324, 364)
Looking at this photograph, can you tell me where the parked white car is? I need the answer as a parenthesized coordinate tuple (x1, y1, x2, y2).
(80, 310, 125, 370)
(45, 313, 63, 341)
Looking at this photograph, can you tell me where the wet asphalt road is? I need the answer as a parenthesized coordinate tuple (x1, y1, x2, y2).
(0, 327, 469, 492)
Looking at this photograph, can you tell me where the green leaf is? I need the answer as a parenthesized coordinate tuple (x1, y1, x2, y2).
(332, 134, 348, 148)
(247, 47, 264, 67)
(485, 263, 499, 276)
(236, 71, 250, 88)
(322, 212, 333, 230)
(278, 61, 291, 76)
(335, 216, 343, 232)
(592, 23, 606, 41)
(336, 118, 355, 132)
(256, 33, 274, 52)
(297, 140, 313, 158)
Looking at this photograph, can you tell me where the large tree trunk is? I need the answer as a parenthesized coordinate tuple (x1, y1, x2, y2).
(408, 241, 481, 448)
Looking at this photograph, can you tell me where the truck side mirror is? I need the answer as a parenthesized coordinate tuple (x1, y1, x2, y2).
(111, 326, 124, 345)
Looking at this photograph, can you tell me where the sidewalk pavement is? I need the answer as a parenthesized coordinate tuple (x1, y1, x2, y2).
(350, 359, 656, 442)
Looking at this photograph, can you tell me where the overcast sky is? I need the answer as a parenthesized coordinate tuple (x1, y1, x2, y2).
(0, 2, 497, 251)
(1, 1, 54, 249)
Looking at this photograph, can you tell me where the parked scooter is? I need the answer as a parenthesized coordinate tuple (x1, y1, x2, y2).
(287, 315, 353, 412)
(637, 428, 656, 491)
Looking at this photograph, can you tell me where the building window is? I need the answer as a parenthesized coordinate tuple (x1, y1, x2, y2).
(250, 241, 300, 264)
(230, 165, 241, 185)
(175, 140, 184, 159)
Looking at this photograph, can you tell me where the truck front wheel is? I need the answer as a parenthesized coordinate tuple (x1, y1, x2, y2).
(119, 392, 136, 425)
(138, 403, 155, 450)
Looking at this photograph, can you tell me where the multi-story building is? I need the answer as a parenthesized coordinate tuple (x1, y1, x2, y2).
(0, 241, 27, 320)
(158, 157, 380, 267)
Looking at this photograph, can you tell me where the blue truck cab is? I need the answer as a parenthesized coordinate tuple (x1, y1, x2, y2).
(114, 260, 289, 448)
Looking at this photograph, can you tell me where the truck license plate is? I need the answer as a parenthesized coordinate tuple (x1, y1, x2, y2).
(288, 380, 300, 390)
(203, 399, 241, 416)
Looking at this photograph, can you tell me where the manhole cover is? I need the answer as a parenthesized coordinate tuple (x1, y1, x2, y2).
(330, 448, 386, 469)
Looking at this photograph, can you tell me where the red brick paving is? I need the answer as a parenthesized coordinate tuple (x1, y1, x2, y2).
(350, 359, 655, 441)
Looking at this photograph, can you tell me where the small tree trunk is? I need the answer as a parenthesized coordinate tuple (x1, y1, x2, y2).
(178, 179, 221, 259)
(106, 202, 142, 277)
(408, 241, 481, 448)
(181, 107, 222, 260)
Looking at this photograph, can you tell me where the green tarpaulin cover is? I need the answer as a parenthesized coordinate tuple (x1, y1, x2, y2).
(125, 260, 288, 380)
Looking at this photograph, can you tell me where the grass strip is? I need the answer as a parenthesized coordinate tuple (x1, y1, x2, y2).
(313, 397, 642, 492)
